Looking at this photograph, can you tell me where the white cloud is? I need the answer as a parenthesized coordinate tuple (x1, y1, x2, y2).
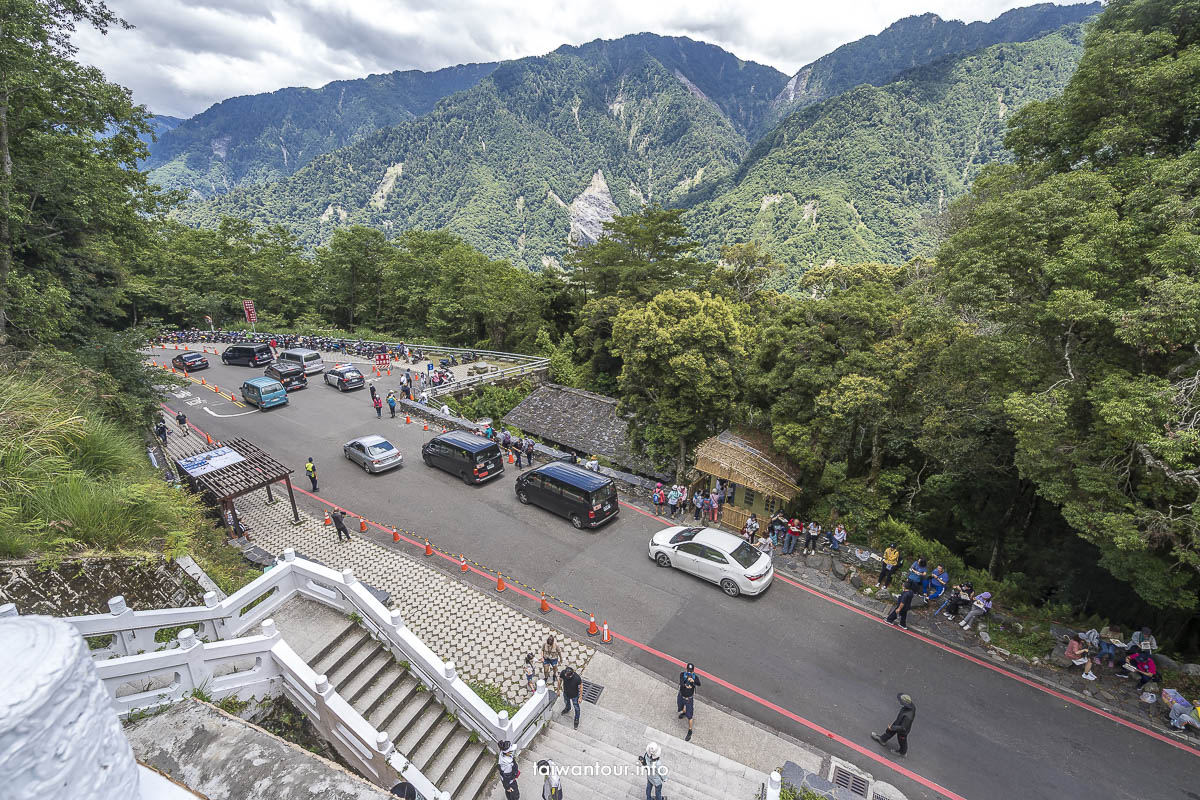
(75, 0, 1080, 118)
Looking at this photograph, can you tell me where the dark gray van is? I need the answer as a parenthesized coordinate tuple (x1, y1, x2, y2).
(421, 431, 504, 484)
(515, 462, 619, 528)
(221, 343, 273, 367)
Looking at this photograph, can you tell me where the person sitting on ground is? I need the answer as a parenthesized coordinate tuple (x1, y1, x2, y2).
(925, 566, 948, 601)
(1097, 624, 1124, 669)
(1128, 627, 1158, 657)
(959, 591, 992, 631)
(1065, 633, 1097, 681)
(1169, 699, 1200, 732)
(937, 581, 973, 619)
(1124, 649, 1158, 689)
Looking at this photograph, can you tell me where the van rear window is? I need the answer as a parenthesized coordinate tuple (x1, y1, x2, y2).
(590, 483, 617, 505)
(476, 445, 500, 463)
(304, 353, 321, 362)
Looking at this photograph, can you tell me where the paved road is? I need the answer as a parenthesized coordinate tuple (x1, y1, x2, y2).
(156, 350, 1197, 800)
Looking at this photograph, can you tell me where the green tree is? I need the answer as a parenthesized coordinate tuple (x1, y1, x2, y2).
(705, 241, 782, 303)
(611, 290, 750, 480)
(314, 225, 392, 329)
(567, 206, 707, 301)
(0, 0, 161, 346)
(936, 0, 1200, 609)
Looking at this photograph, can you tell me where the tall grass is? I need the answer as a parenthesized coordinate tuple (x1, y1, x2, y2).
(0, 366, 203, 560)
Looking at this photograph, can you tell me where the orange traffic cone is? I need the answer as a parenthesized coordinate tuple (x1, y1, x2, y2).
(495, 573, 506, 592)
(587, 615, 599, 636)
(600, 621, 612, 644)
(206, 433, 213, 445)
(392, 527, 400, 542)
(359, 517, 368, 533)
(460, 554, 468, 573)
(172, 366, 177, 374)
(323, 510, 332, 526)
(424, 539, 433, 556)
(201, 377, 206, 385)
(423, 421, 429, 431)
(539, 593, 551, 614)
(212, 384, 220, 393)
(405, 414, 412, 425)
(507, 450, 514, 464)
(184, 370, 189, 379)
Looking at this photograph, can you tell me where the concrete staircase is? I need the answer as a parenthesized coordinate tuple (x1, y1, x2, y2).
(493, 703, 770, 800)
(272, 598, 496, 800)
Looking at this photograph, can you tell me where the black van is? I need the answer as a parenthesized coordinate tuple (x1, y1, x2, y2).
(221, 343, 273, 367)
(515, 462, 619, 529)
(421, 431, 504, 485)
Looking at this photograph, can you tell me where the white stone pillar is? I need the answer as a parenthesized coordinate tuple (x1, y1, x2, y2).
(0, 615, 141, 800)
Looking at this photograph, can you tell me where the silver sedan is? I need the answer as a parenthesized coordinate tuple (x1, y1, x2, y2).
(343, 435, 403, 473)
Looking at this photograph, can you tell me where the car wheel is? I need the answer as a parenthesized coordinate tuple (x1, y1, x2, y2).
(570, 514, 584, 529)
(655, 552, 671, 568)
(362, 461, 370, 473)
(461, 471, 473, 486)
(517, 490, 530, 505)
(344, 450, 351, 460)
(423, 454, 433, 467)
(720, 579, 740, 597)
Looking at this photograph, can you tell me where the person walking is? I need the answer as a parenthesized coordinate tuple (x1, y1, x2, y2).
(541, 635, 561, 682)
(332, 510, 351, 543)
(677, 663, 700, 741)
(652, 484, 666, 515)
(175, 410, 189, 436)
(498, 740, 520, 799)
(154, 419, 169, 445)
(370, 384, 378, 403)
(557, 665, 582, 729)
(524, 653, 536, 693)
(387, 391, 397, 418)
(537, 759, 563, 800)
(524, 438, 535, 470)
(871, 693, 916, 757)
(886, 587, 915, 630)
(640, 742, 665, 800)
(373, 393, 383, 418)
(513, 436, 524, 469)
(306, 457, 318, 492)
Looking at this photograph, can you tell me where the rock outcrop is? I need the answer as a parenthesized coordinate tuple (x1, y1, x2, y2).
(568, 170, 619, 246)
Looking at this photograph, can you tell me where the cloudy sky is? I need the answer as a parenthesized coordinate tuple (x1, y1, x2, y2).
(74, 0, 1078, 118)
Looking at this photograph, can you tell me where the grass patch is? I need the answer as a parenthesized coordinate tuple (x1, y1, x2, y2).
(215, 695, 252, 715)
(347, 612, 363, 625)
(779, 783, 826, 800)
(238, 587, 276, 617)
(189, 526, 260, 595)
(466, 678, 520, 717)
(154, 624, 189, 644)
(86, 634, 114, 650)
(190, 685, 213, 703)
(990, 626, 1058, 661)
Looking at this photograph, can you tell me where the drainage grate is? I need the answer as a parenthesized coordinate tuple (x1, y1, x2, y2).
(832, 766, 870, 797)
(579, 679, 604, 704)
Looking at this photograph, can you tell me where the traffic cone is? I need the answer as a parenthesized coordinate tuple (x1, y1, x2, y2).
(423, 421, 429, 431)
(495, 573, 506, 592)
(459, 554, 468, 573)
(205, 433, 213, 445)
(424, 539, 433, 556)
(387, 368, 391, 376)
(600, 621, 612, 644)
(212, 385, 220, 393)
(405, 414, 412, 425)
(184, 370, 189, 379)
(507, 450, 514, 464)
(539, 593, 551, 614)
(359, 517, 367, 533)
(323, 511, 332, 526)
(201, 377, 206, 385)
(392, 527, 400, 542)
(587, 614, 599, 637)
(171, 366, 177, 374)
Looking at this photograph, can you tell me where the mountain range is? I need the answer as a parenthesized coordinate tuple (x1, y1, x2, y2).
(150, 2, 1101, 274)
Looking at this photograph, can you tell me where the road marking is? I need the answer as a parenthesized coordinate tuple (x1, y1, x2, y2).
(170, 409, 1200, 784)
(185, 398, 204, 407)
(202, 406, 259, 418)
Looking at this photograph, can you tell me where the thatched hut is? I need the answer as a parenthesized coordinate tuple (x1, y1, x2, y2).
(692, 430, 801, 532)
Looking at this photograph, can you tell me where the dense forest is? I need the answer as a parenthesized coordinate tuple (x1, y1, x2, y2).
(2, 0, 1199, 652)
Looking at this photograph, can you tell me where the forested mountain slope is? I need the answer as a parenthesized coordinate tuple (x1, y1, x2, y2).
(761, 2, 1098, 134)
(685, 25, 1087, 283)
(178, 35, 775, 270)
(145, 62, 499, 198)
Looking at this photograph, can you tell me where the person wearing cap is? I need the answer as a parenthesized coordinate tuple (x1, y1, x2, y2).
(640, 741, 666, 800)
(652, 483, 666, 515)
(677, 663, 701, 741)
(886, 586, 915, 630)
(498, 740, 520, 799)
(871, 693, 916, 757)
(388, 781, 417, 799)
(536, 759, 563, 800)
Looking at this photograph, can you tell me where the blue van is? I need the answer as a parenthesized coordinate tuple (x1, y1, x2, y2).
(241, 377, 288, 410)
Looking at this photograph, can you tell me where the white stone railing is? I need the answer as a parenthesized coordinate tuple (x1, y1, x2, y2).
(60, 550, 553, 751)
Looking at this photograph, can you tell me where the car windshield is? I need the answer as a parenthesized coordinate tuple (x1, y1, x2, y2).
(367, 442, 395, 456)
(668, 527, 703, 545)
(729, 542, 762, 570)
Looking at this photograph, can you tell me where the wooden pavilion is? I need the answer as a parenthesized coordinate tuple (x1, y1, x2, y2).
(691, 430, 801, 532)
(173, 437, 300, 537)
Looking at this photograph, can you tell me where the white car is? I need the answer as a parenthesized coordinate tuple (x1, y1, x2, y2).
(648, 526, 773, 597)
(343, 435, 403, 473)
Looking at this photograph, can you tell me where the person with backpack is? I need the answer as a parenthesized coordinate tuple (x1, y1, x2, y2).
(524, 438, 535, 469)
(154, 420, 169, 445)
(652, 484, 666, 515)
(537, 759, 563, 800)
(386, 391, 397, 418)
(677, 663, 700, 741)
(640, 742, 665, 800)
(692, 489, 704, 520)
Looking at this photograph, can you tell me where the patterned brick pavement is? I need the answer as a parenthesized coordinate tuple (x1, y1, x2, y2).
(164, 427, 592, 704)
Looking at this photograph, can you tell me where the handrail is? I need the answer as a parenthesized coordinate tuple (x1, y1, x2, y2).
(427, 358, 550, 397)
(62, 550, 553, 753)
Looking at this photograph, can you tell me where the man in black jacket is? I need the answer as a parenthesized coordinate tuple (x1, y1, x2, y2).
(557, 665, 582, 729)
(331, 510, 351, 543)
(871, 693, 916, 757)
(678, 663, 701, 741)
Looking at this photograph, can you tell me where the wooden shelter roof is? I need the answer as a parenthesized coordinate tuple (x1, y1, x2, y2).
(693, 430, 800, 501)
(187, 437, 293, 502)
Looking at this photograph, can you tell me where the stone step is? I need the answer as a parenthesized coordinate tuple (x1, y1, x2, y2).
(337, 648, 397, 703)
(424, 727, 473, 786)
(310, 627, 373, 678)
(368, 675, 423, 734)
(327, 640, 387, 691)
(451, 745, 497, 800)
(526, 731, 708, 800)
(395, 700, 446, 755)
(358, 666, 412, 720)
(408, 713, 459, 772)
(384, 689, 437, 744)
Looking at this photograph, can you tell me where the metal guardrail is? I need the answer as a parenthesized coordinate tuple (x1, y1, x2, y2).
(427, 358, 550, 398)
(53, 552, 556, 797)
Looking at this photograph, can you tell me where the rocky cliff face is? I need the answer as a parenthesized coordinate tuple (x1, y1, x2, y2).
(568, 170, 620, 245)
